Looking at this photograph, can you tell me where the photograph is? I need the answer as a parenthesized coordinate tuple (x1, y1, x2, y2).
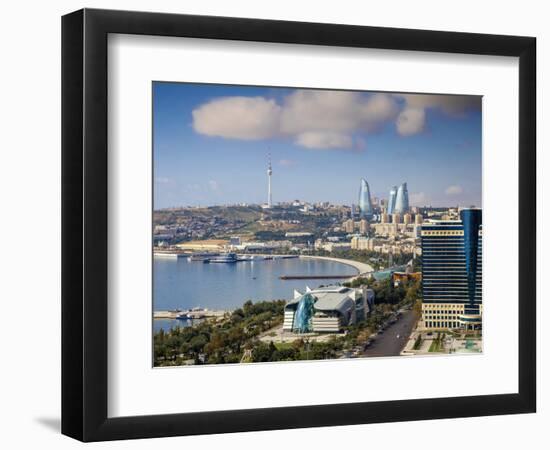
(0, 0, 541, 446)
(152, 83, 483, 366)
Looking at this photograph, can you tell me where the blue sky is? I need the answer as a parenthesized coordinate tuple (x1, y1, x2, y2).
(153, 82, 482, 209)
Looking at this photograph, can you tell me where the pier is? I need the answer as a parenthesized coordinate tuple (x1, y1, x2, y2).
(153, 310, 182, 319)
(153, 308, 230, 320)
(153, 252, 188, 259)
(279, 274, 352, 280)
(299, 255, 374, 275)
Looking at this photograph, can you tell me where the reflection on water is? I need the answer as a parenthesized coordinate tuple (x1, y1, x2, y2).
(153, 257, 357, 333)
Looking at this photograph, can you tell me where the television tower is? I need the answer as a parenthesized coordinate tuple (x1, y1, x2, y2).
(267, 153, 273, 208)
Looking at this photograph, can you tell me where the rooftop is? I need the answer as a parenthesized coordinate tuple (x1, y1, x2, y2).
(314, 292, 354, 312)
(285, 285, 366, 314)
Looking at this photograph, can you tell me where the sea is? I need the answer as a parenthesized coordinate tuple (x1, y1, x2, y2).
(153, 257, 357, 333)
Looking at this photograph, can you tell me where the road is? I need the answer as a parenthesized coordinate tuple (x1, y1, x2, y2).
(363, 309, 418, 357)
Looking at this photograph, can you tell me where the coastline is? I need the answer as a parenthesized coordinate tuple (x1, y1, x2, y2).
(299, 254, 374, 275)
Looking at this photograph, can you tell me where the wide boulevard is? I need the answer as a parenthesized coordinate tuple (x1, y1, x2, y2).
(363, 309, 418, 357)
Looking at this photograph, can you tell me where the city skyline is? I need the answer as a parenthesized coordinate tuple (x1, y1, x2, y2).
(153, 82, 482, 209)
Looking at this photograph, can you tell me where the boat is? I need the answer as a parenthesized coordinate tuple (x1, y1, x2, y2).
(209, 253, 238, 263)
(189, 252, 219, 261)
(176, 307, 204, 320)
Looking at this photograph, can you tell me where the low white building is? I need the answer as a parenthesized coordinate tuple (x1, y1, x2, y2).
(283, 285, 374, 333)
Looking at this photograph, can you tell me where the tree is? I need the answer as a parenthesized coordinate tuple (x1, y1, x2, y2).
(413, 334, 422, 350)
(292, 338, 305, 351)
(405, 280, 421, 304)
(413, 299, 422, 317)
(154, 299, 286, 366)
(242, 300, 254, 317)
(271, 347, 297, 361)
(251, 342, 275, 362)
(230, 308, 245, 324)
(189, 334, 208, 353)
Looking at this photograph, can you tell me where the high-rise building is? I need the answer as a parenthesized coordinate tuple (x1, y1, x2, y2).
(415, 214, 423, 225)
(380, 213, 389, 224)
(394, 182, 409, 213)
(387, 186, 398, 215)
(359, 219, 369, 234)
(403, 213, 412, 225)
(351, 236, 378, 250)
(420, 208, 482, 330)
(351, 236, 364, 250)
(358, 178, 374, 219)
(343, 219, 355, 233)
(392, 213, 401, 224)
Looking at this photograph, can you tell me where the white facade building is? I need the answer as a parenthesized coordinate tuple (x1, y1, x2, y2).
(283, 285, 374, 333)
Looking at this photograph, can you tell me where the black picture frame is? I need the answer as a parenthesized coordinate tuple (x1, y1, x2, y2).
(61, 8, 536, 442)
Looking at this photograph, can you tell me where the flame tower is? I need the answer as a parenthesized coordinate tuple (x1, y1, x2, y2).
(394, 182, 409, 213)
(387, 186, 398, 214)
(358, 178, 373, 219)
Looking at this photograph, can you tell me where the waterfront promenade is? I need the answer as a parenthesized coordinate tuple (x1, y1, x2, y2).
(299, 255, 373, 276)
(154, 250, 374, 277)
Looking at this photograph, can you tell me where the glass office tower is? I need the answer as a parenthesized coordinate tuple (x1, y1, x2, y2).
(387, 186, 397, 215)
(358, 178, 373, 218)
(420, 208, 482, 330)
(394, 182, 409, 214)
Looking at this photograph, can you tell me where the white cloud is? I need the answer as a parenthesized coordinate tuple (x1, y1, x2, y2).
(295, 131, 353, 149)
(280, 90, 398, 135)
(445, 185, 463, 195)
(396, 108, 425, 136)
(396, 94, 481, 117)
(208, 180, 220, 191)
(192, 90, 398, 149)
(392, 93, 480, 136)
(191, 89, 478, 147)
(280, 90, 358, 134)
(192, 96, 281, 140)
(359, 93, 400, 128)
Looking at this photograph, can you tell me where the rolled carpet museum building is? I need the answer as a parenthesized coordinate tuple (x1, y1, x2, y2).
(283, 285, 374, 334)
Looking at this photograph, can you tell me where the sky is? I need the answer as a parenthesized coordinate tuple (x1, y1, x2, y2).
(153, 82, 482, 209)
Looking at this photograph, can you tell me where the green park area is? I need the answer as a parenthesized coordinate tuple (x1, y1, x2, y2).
(153, 277, 421, 366)
(428, 333, 445, 352)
